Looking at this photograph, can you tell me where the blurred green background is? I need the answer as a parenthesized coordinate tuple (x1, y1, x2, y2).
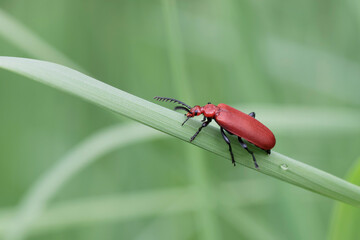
(0, 0, 360, 239)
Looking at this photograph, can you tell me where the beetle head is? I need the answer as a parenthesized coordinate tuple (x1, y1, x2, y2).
(178, 105, 201, 126)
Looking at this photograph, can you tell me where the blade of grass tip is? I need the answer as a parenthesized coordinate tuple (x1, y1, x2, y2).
(329, 157, 360, 240)
(0, 8, 84, 72)
(0, 57, 359, 206)
(162, 1, 220, 240)
(4, 123, 163, 240)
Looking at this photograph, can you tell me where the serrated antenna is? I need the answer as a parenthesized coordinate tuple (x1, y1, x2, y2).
(153, 96, 192, 110)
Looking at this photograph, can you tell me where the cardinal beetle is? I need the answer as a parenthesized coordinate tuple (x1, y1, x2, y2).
(154, 97, 276, 168)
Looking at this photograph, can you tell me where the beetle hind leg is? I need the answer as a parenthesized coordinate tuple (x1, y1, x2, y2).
(238, 137, 259, 169)
(220, 127, 236, 166)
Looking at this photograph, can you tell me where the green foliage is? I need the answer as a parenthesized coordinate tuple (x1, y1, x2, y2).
(329, 158, 360, 240)
(0, 56, 360, 240)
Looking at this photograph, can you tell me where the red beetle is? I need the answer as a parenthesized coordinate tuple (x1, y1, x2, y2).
(154, 97, 276, 168)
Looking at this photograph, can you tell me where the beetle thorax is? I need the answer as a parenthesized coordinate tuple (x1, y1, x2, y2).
(202, 104, 218, 118)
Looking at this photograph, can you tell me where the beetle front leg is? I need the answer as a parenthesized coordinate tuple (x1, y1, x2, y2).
(190, 118, 212, 142)
(220, 127, 236, 166)
(238, 137, 259, 169)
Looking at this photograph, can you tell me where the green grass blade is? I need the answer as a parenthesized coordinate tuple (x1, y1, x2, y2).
(0, 179, 272, 237)
(0, 9, 83, 72)
(0, 119, 270, 239)
(329, 157, 360, 240)
(0, 56, 360, 207)
(4, 123, 162, 240)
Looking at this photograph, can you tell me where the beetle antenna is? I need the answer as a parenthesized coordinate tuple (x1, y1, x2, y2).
(154, 96, 192, 110)
(174, 106, 190, 113)
(182, 117, 191, 126)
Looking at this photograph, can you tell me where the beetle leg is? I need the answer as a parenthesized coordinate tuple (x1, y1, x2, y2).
(220, 127, 236, 166)
(190, 118, 212, 142)
(238, 137, 259, 169)
(248, 112, 256, 118)
(201, 116, 206, 122)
